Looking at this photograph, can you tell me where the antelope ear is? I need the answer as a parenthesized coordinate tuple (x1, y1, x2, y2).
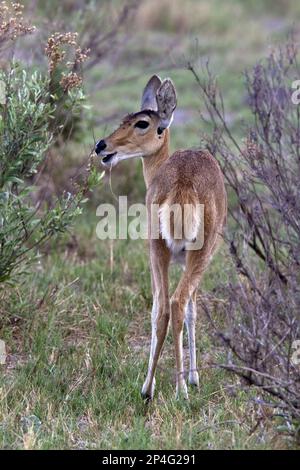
(156, 78, 177, 128)
(141, 75, 162, 111)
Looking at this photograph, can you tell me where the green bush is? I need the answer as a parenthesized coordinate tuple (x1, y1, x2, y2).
(0, 65, 88, 284)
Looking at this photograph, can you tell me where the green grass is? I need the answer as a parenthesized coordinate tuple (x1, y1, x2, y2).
(0, 211, 288, 449)
(1, 0, 299, 450)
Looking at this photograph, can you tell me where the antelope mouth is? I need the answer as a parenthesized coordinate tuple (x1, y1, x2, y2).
(102, 152, 117, 164)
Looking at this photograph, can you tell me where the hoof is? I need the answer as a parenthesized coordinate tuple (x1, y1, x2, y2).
(189, 371, 200, 388)
(176, 380, 189, 400)
(141, 390, 153, 403)
(141, 377, 156, 402)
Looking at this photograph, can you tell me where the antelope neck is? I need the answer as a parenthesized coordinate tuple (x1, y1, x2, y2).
(142, 129, 170, 188)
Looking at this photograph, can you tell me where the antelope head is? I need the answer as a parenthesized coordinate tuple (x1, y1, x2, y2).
(95, 75, 177, 167)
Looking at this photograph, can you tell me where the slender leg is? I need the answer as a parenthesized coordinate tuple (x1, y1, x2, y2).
(185, 291, 199, 387)
(184, 228, 223, 387)
(171, 239, 216, 399)
(141, 240, 170, 400)
(171, 296, 189, 399)
(141, 293, 158, 399)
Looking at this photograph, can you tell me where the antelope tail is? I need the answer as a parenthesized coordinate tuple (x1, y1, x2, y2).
(159, 187, 201, 251)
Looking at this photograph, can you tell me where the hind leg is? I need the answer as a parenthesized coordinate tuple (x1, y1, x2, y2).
(185, 291, 199, 387)
(171, 234, 217, 399)
(182, 227, 223, 390)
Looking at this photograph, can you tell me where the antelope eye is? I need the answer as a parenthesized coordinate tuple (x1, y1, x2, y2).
(134, 120, 149, 129)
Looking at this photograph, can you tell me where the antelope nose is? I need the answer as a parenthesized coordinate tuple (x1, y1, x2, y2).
(95, 139, 107, 154)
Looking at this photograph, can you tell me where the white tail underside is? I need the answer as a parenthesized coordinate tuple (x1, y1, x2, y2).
(159, 200, 202, 253)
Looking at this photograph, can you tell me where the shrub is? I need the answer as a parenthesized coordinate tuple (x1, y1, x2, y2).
(188, 42, 300, 437)
(0, 3, 103, 284)
(0, 2, 35, 54)
(0, 65, 88, 283)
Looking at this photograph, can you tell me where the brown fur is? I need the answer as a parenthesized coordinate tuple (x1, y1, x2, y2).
(99, 83, 227, 400)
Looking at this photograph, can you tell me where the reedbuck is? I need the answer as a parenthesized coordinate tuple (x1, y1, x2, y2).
(95, 75, 227, 400)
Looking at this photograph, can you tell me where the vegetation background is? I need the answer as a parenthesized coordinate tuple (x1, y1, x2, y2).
(1, 0, 300, 449)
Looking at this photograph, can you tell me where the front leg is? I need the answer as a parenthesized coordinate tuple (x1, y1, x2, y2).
(141, 293, 158, 400)
(141, 293, 170, 401)
(141, 240, 170, 401)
